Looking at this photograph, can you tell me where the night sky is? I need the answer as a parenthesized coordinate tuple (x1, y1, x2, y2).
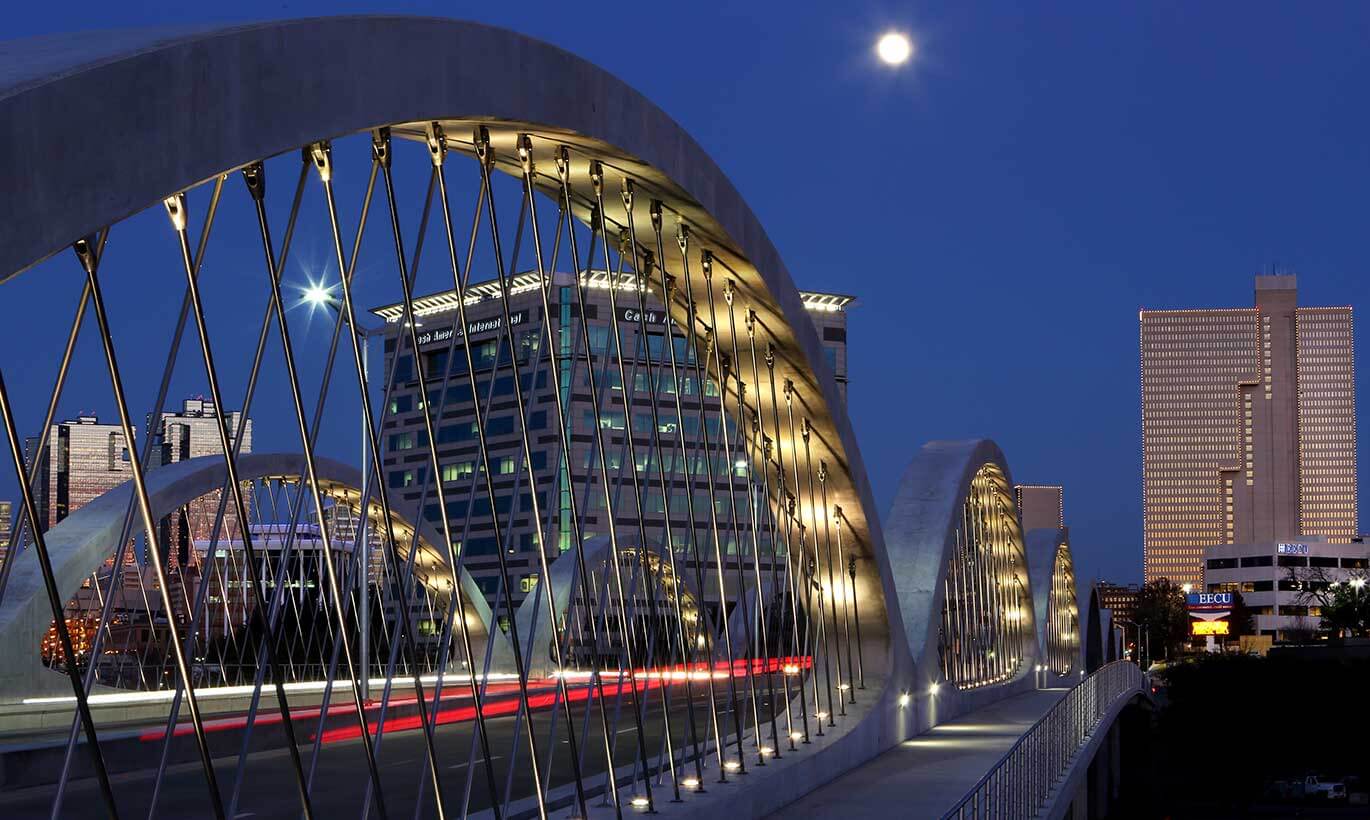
(2, 1, 1368, 591)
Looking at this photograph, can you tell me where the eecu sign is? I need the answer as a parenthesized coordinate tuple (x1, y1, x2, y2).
(1188, 592, 1232, 637)
(1187, 592, 1233, 613)
(415, 310, 529, 347)
(1277, 543, 1310, 556)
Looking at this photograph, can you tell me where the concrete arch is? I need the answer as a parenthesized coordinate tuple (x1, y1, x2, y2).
(1025, 528, 1081, 678)
(0, 452, 501, 701)
(883, 440, 1040, 721)
(0, 19, 914, 814)
(495, 536, 712, 679)
(1085, 586, 1105, 673)
(0, 11, 898, 710)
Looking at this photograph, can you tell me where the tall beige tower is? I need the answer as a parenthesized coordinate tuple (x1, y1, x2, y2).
(1140, 275, 1357, 587)
(0, 500, 11, 568)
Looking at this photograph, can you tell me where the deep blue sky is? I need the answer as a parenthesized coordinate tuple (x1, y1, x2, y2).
(2, 2, 1368, 590)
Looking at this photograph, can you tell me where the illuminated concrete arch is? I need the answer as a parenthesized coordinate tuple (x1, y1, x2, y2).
(0, 452, 500, 702)
(1025, 528, 1081, 678)
(0, 16, 914, 816)
(0, 16, 891, 669)
(884, 439, 1039, 722)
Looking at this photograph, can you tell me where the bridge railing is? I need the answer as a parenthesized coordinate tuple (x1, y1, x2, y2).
(942, 660, 1146, 819)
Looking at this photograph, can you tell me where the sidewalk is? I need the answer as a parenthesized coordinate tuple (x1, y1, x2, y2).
(766, 687, 1068, 819)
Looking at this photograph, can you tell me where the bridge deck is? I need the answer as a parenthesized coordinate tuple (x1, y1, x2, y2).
(767, 687, 1069, 819)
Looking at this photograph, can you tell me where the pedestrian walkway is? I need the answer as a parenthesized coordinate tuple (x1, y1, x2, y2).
(766, 687, 1069, 819)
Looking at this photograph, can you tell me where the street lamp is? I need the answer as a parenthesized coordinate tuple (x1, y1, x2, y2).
(306, 285, 383, 698)
(304, 283, 331, 308)
(1115, 618, 1144, 668)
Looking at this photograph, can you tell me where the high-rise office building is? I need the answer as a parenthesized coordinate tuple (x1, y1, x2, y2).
(1140, 275, 1357, 587)
(23, 402, 252, 672)
(24, 416, 138, 668)
(1016, 484, 1064, 532)
(371, 270, 852, 614)
(24, 402, 252, 553)
(152, 398, 253, 563)
(25, 416, 133, 534)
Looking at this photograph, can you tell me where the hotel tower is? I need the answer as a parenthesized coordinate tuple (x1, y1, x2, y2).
(1140, 275, 1357, 587)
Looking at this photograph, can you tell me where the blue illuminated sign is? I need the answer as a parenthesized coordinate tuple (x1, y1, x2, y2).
(1187, 592, 1233, 612)
(1277, 543, 1310, 556)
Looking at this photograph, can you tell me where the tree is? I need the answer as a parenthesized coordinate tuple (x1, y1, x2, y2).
(1134, 578, 1190, 661)
(1228, 590, 1255, 638)
(1290, 567, 1370, 638)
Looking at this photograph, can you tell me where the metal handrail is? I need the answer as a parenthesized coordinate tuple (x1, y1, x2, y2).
(941, 661, 1146, 819)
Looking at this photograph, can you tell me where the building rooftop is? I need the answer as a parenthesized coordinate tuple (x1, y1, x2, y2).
(1255, 274, 1297, 291)
(371, 270, 855, 324)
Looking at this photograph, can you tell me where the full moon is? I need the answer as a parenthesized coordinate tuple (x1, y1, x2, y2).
(876, 32, 912, 66)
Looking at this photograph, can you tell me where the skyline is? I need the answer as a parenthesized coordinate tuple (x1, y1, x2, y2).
(0, 11, 1364, 819)
(0, 2, 1367, 592)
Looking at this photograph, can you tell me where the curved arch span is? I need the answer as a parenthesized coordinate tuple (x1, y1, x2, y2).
(1025, 527, 1081, 678)
(0, 452, 501, 701)
(883, 439, 1040, 726)
(0, 18, 914, 816)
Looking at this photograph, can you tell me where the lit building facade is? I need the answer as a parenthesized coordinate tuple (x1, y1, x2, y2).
(1016, 484, 1064, 532)
(0, 500, 11, 568)
(24, 403, 252, 558)
(25, 416, 132, 534)
(1140, 275, 1357, 587)
(152, 398, 253, 564)
(371, 271, 853, 615)
(24, 403, 252, 676)
(1095, 582, 1140, 626)
(1203, 538, 1369, 640)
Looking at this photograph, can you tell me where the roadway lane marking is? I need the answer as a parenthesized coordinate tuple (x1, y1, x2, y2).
(383, 757, 419, 769)
(448, 754, 503, 771)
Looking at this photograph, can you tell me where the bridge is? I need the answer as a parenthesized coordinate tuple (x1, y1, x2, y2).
(0, 17, 1148, 819)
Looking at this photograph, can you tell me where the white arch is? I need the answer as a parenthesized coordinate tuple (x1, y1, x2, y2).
(0, 18, 915, 814)
(883, 439, 1041, 723)
(1025, 527, 1080, 678)
(0, 452, 501, 701)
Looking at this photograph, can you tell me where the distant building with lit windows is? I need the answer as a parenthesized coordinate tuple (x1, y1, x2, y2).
(22, 402, 252, 671)
(1203, 538, 1369, 640)
(1095, 581, 1140, 626)
(371, 270, 852, 614)
(0, 500, 11, 569)
(1141, 275, 1357, 588)
(25, 416, 133, 535)
(152, 398, 253, 564)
